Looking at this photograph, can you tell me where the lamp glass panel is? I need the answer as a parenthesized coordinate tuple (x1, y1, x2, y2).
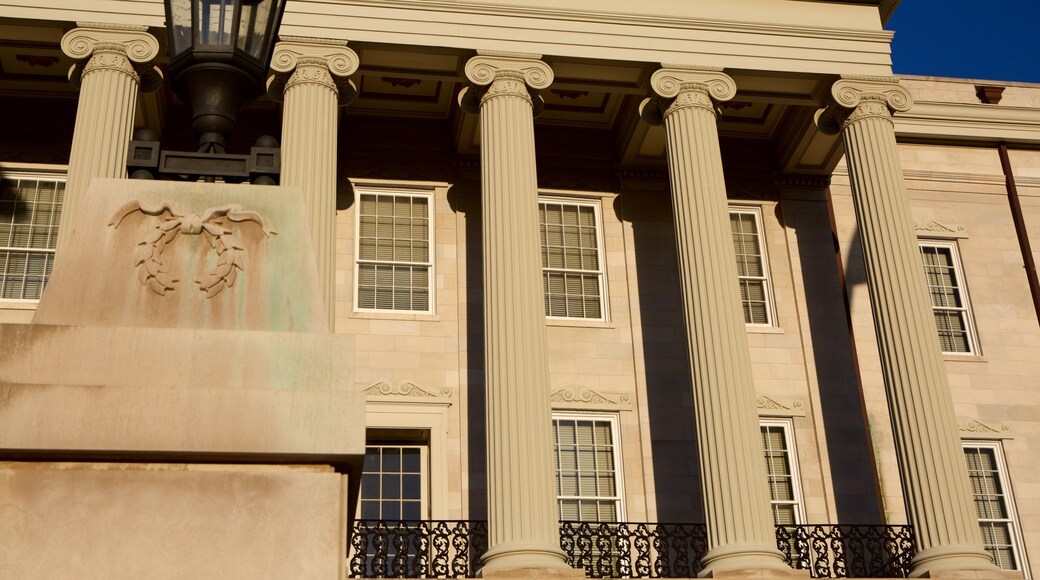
(236, 0, 275, 61)
(167, 0, 194, 57)
(196, 0, 235, 47)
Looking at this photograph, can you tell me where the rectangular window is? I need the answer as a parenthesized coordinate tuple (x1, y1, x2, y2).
(730, 207, 774, 325)
(355, 188, 433, 313)
(0, 174, 64, 300)
(553, 415, 623, 522)
(963, 444, 1028, 573)
(920, 241, 977, 354)
(761, 421, 804, 525)
(360, 444, 427, 521)
(540, 199, 606, 320)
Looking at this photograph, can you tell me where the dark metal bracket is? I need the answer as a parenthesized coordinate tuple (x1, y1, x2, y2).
(127, 137, 280, 185)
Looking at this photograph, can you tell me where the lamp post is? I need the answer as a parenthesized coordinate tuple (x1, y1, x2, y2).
(129, 0, 287, 182)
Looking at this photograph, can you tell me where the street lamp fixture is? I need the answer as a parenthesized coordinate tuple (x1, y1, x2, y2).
(129, 0, 286, 183)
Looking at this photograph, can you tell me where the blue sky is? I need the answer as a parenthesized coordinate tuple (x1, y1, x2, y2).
(886, 0, 1040, 83)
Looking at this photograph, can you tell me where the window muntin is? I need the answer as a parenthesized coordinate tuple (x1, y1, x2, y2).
(0, 175, 64, 300)
(553, 415, 623, 522)
(730, 207, 774, 326)
(355, 189, 433, 313)
(760, 420, 804, 526)
(919, 241, 977, 354)
(360, 444, 427, 521)
(963, 444, 1028, 573)
(540, 199, 606, 320)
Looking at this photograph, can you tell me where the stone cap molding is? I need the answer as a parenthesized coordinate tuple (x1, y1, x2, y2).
(362, 379, 453, 406)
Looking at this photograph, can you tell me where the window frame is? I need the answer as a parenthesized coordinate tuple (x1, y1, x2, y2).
(729, 205, 777, 327)
(0, 164, 67, 303)
(352, 184, 436, 315)
(918, 239, 979, 355)
(760, 418, 806, 526)
(962, 441, 1029, 576)
(539, 194, 609, 323)
(551, 412, 626, 523)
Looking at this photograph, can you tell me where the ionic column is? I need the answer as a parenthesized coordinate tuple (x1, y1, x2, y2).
(58, 23, 161, 254)
(269, 37, 360, 328)
(641, 67, 789, 575)
(818, 77, 997, 576)
(459, 54, 571, 574)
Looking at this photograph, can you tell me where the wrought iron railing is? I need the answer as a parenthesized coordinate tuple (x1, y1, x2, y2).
(560, 521, 708, 578)
(349, 520, 487, 578)
(348, 520, 914, 579)
(776, 524, 914, 578)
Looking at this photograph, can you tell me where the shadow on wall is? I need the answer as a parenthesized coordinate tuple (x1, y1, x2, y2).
(615, 191, 705, 524)
(782, 200, 883, 524)
(451, 179, 489, 521)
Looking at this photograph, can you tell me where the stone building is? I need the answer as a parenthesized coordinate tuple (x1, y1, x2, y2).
(0, 1, 1039, 579)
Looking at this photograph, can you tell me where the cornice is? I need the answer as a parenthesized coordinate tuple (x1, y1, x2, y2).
(304, 0, 894, 44)
(894, 101, 1040, 145)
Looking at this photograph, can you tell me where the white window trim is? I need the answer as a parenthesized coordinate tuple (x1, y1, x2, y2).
(760, 418, 806, 525)
(539, 194, 609, 323)
(552, 412, 626, 522)
(919, 239, 980, 356)
(962, 441, 1030, 576)
(352, 184, 436, 315)
(0, 164, 67, 304)
(729, 205, 777, 328)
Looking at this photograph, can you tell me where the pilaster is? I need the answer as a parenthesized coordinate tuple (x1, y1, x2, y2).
(269, 37, 359, 328)
(641, 66, 790, 575)
(459, 53, 573, 574)
(818, 76, 998, 577)
(58, 23, 161, 255)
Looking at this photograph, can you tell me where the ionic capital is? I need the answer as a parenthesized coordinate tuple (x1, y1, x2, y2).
(640, 66, 736, 125)
(459, 53, 553, 115)
(817, 76, 913, 134)
(268, 37, 360, 105)
(61, 23, 161, 91)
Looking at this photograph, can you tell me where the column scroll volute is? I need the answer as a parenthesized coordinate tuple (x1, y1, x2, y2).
(60, 23, 162, 91)
(267, 36, 360, 105)
(640, 65, 736, 125)
(817, 75, 913, 134)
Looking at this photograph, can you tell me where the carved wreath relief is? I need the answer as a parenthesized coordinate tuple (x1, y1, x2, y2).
(109, 201, 277, 298)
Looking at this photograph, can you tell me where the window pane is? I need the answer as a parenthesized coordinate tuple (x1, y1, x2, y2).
(921, 243, 975, 354)
(0, 176, 64, 300)
(356, 192, 432, 312)
(730, 210, 772, 325)
(553, 417, 620, 522)
(540, 200, 604, 320)
(964, 446, 1021, 571)
(761, 424, 802, 526)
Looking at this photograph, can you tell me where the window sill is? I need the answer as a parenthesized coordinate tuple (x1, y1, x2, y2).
(746, 325, 784, 334)
(546, 318, 615, 329)
(943, 353, 987, 363)
(351, 310, 440, 322)
(0, 300, 40, 310)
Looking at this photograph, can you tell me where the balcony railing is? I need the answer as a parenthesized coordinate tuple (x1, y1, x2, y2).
(348, 520, 914, 579)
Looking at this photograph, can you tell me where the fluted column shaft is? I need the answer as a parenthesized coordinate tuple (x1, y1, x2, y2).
(820, 77, 996, 576)
(643, 67, 788, 575)
(460, 54, 569, 573)
(270, 37, 360, 329)
(58, 23, 160, 255)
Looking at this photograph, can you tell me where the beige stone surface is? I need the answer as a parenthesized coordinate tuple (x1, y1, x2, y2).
(36, 179, 327, 333)
(0, 462, 347, 580)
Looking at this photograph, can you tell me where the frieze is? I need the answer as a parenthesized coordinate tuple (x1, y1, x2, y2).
(958, 416, 1013, 440)
(363, 380, 453, 404)
(756, 394, 807, 417)
(550, 387, 633, 411)
(914, 220, 969, 239)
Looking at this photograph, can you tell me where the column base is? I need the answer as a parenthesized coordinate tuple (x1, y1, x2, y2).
(909, 544, 1004, 578)
(479, 542, 577, 577)
(698, 543, 793, 578)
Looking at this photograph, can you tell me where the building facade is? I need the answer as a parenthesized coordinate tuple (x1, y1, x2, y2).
(1, 1, 1039, 579)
